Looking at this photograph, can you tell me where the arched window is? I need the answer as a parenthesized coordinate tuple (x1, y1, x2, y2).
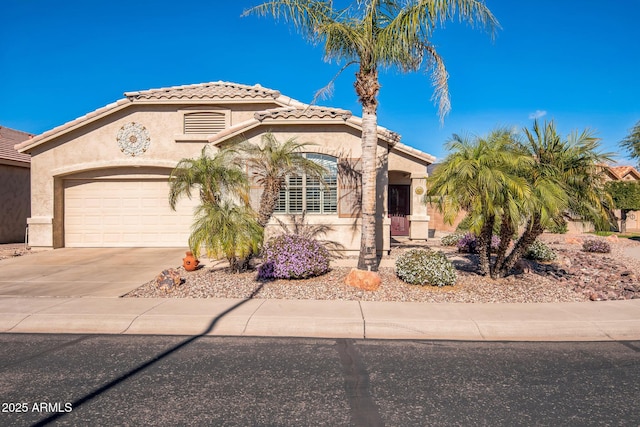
(274, 153, 338, 214)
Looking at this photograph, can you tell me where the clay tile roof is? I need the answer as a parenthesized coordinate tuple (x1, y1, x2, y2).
(125, 81, 281, 101)
(0, 126, 32, 164)
(608, 165, 640, 180)
(254, 106, 353, 121)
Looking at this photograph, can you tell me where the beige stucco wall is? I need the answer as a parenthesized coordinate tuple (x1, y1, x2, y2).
(0, 164, 30, 243)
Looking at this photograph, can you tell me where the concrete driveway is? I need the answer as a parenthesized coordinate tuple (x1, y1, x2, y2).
(0, 248, 187, 297)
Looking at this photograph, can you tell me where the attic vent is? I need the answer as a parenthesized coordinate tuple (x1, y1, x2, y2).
(184, 112, 226, 134)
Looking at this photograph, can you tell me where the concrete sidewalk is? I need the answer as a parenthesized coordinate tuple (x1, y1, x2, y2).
(1, 296, 639, 341)
(1, 242, 639, 341)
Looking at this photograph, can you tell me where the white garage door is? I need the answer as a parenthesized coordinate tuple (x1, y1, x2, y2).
(64, 179, 198, 247)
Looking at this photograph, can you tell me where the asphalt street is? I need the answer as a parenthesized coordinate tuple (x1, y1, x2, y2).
(1, 335, 639, 426)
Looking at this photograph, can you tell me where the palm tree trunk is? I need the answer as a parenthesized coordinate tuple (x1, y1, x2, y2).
(355, 68, 381, 271)
(491, 216, 514, 279)
(477, 215, 494, 276)
(257, 179, 282, 228)
(496, 215, 544, 277)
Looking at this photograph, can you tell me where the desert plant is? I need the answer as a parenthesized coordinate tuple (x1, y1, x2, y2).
(441, 232, 464, 247)
(188, 201, 263, 273)
(258, 234, 330, 280)
(525, 240, 556, 262)
(395, 249, 457, 287)
(582, 239, 611, 253)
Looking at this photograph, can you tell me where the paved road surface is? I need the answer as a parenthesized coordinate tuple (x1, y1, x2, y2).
(1, 335, 639, 426)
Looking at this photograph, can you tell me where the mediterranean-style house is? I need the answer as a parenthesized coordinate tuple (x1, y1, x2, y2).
(15, 82, 435, 254)
(0, 126, 32, 243)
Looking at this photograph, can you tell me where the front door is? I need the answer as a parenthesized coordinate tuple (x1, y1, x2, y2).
(389, 185, 410, 236)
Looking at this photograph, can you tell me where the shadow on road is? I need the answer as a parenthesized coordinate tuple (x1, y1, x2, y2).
(32, 283, 265, 426)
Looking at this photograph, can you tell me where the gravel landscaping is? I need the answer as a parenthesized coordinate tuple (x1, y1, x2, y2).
(123, 233, 640, 303)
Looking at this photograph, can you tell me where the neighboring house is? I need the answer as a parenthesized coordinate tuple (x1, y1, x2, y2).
(15, 82, 435, 253)
(602, 165, 640, 232)
(0, 126, 32, 243)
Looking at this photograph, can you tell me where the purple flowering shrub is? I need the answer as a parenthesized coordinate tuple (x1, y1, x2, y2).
(582, 239, 611, 253)
(258, 234, 331, 280)
(457, 233, 500, 253)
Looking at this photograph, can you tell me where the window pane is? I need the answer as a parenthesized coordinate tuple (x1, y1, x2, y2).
(306, 188, 321, 213)
(289, 188, 303, 213)
(288, 175, 303, 187)
(323, 187, 337, 213)
(274, 153, 338, 214)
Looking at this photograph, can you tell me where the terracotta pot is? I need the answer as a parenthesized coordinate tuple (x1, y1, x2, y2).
(183, 251, 199, 272)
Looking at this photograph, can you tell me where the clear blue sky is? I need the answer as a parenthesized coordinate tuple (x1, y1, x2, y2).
(2, 0, 639, 163)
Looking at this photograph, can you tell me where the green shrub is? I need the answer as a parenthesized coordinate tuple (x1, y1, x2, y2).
(525, 240, 557, 261)
(441, 232, 464, 246)
(395, 249, 457, 287)
(582, 239, 611, 253)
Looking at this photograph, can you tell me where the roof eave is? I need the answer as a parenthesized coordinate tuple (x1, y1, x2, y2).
(15, 99, 132, 153)
(393, 142, 436, 164)
(0, 158, 30, 168)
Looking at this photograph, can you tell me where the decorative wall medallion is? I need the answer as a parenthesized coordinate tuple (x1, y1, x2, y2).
(415, 186, 424, 195)
(117, 122, 150, 157)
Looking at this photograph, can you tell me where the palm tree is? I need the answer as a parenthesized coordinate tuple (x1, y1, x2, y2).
(621, 120, 640, 167)
(237, 132, 328, 228)
(244, 0, 499, 271)
(428, 121, 612, 279)
(496, 120, 612, 277)
(169, 146, 262, 272)
(169, 146, 249, 209)
(188, 200, 263, 273)
(427, 129, 531, 276)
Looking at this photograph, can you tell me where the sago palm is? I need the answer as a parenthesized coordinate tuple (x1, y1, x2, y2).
(245, 0, 499, 271)
(238, 132, 328, 228)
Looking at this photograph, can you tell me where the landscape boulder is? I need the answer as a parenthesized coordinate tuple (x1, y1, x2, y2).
(344, 268, 381, 291)
(154, 268, 182, 291)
